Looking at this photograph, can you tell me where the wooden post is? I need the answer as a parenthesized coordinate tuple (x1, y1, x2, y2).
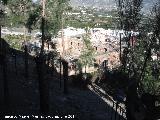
(62, 60, 68, 94)
(122, 110, 124, 120)
(119, 107, 122, 120)
(111, 101, 114, 120)
(114, 102, 118, 120)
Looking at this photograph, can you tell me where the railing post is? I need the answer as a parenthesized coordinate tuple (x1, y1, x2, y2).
(115, 102, 118, 120)
(122, 110, 124, 120)
(111, 101, 114, 120)
(106, 103, 109, 114)
(119, 107, 122, 120)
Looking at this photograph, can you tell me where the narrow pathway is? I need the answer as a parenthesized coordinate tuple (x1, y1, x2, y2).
(50, 78, 112, 120)
(88, 83, 126, 120)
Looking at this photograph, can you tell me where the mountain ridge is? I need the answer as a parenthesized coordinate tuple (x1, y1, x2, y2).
(69, 0, 157, 12)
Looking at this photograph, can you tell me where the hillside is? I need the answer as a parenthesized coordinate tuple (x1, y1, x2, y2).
(70, 0, 155, 12)
(0, 40, 123, 119)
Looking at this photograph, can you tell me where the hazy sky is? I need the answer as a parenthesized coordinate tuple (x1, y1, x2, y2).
(32, 0, 38, 3)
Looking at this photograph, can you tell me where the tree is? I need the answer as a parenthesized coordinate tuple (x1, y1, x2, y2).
(79, 29, 95, 74)
(116, 0, 160, 119)
(117, 0, 143, 31)
(116, 0, 145, 119)
(7, 0, 34, 80)
(26, 0, 70, 114)
(140, 1, 160, 96)
(7, 0, 33, 27)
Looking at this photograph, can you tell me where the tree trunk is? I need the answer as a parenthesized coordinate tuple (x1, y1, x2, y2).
(36, 0, 49, 114)
(24, 45, 28, 80)
(36, 56, 49, 114)
(62, 60, 68, 94)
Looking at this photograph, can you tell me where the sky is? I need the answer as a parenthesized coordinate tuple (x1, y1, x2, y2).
(32, 0, 38, 3)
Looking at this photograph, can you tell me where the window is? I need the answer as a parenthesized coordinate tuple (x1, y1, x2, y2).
(104, 48, 107, 52)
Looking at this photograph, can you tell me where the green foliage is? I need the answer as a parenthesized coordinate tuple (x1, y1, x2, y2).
(117, 0, 143, 30)
(1, 0, 7, 5)
(3, 34, 31, 50)
(7, 0, 33, 15)
(7, 0, 33, 26)
(26, 4, 41, 32)
(123, 32, 160, 95)
(26, 0, 70, 37)
(142, 63, 160, 95)
(78, 32, 95, 70)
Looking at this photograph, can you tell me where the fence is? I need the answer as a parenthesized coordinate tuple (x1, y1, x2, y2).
(1, 48, 126, 119)
(90, 83, 126, 120)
